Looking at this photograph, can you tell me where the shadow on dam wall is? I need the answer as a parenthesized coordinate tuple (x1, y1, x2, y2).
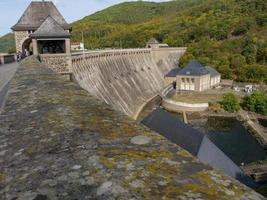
(71, 48, 186, 118)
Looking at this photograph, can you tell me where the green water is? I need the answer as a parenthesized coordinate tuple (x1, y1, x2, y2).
(259, 119, 267, 128)
(189, 117, 266, 166)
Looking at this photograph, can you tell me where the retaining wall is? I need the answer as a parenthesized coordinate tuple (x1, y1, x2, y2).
(0, 54, 15, 64)
(162, 98, 209, 112)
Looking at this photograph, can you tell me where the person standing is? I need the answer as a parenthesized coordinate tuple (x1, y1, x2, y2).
(25, 49, 30, 57)
(16, 51, 21, 62)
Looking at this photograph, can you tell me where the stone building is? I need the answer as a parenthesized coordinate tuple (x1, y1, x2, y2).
(146, 38, 169, 49)
(166, 60, 220, 92)
(71, 42, 85, 51)
(11, 1, 72, 55)
(164, 67, 181, 86)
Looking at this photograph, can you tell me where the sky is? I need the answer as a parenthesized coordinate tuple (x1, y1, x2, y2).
(0, 0, 168, 37)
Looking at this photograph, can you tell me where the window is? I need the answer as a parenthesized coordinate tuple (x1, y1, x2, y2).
(191, 78, 195, 83)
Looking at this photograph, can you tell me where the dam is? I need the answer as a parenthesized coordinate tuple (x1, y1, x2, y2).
(3, 1, 265, 198)
(71, 48, 186, 118)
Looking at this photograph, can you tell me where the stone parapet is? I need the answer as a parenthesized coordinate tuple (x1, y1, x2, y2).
(0, 54, 15, 64)
(0, 56, 264, 200)
(39, 54, 72, 74)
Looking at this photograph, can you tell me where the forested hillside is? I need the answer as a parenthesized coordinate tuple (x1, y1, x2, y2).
(0, 0, 266, 83)
(0, 33, 15, 53)
(72, 0, 267, 83)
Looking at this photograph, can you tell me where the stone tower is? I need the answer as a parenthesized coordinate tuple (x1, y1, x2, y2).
(11, 1, 71, 55)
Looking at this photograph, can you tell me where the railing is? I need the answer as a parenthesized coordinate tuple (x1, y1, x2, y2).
(71, 47, 187, 62)
(71, 48, 152, 63)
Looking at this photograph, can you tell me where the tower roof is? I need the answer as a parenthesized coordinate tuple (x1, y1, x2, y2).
(147, 38, 159, 44)
(206, 66, 220, 77)
(31, 16, 71, 38)
(11, 1, 71, 31)
(178, 60, 210, 76)
(165, 67, 181, 77)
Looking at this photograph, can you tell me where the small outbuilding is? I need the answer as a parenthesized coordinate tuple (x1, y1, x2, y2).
(165, 60, 221, 92)
(146, 38, 169, 49)
(164, 67, 181, 86)
(30, 16, 71, 55)
(206, 66, 221, 87)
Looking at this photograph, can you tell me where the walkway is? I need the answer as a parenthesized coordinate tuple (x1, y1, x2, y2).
(0, 62, 18, 109)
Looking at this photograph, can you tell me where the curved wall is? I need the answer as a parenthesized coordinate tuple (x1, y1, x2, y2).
(162, 99, 209, 112)
(72, 48, 186, 118)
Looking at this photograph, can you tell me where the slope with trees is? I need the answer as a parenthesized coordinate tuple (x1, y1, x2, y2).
(0, 0, 266, 83)
(71, 0, 267, 83)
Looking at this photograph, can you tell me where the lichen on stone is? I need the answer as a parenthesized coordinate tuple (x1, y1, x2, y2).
(0, 57, 264, 200)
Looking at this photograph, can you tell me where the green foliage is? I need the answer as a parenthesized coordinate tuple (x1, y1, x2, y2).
(221, 93, 240, 113)
(256, 14, 267, 26)
(8, 47, 16, 54)
(244, 92, 267, 115)
(0, 33, 15, 53)
(0, 0, 266, 84)
(237, 64, 267, 83)
(73, 0, 267, 83)
(232, 23, 249, 36)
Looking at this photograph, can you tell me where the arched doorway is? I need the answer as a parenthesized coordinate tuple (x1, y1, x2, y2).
(22, 38, 33, 54)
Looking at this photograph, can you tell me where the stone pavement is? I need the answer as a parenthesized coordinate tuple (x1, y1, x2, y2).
(0, 57, 264, 200)
(0, 62, 19, 109)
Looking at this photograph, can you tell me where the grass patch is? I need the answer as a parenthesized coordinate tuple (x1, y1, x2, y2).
(171, 89, 243, 104)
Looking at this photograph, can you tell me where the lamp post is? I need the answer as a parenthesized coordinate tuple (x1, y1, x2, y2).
(81, 30, 85, 59)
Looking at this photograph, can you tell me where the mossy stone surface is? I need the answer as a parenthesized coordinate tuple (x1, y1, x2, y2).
(0, 57, 264, 199)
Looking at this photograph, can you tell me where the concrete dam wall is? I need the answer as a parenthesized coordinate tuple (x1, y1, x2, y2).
(71, 48, 186, 118)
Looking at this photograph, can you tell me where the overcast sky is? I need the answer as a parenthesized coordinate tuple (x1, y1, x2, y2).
(0, 0, 169, 36)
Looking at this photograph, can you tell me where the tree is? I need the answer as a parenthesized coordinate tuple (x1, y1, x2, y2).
(244, 92, 267, 115)
(221, 93, 240, 112)
(8, 47, 16, 54)
(217, 64, 232, 79)
(246, 64, 267, 83)
(230, 54, 246, 67)
(232, 20, 252, 36)
(257, 47, 267, 64)
(241, 36, 257, 64)
(256, 14, 267, 26)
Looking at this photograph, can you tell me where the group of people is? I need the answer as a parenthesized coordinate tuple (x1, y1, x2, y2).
(16, 49, 31, 62)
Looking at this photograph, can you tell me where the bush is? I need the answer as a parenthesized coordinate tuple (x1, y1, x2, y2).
(209, 102, 223, 113)
(244, 92, 267, 115)
(221, 93, 240, 112)
(232, 24, 249, 36)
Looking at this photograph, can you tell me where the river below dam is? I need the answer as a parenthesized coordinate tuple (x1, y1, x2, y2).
(186, 116, 266, 166)
(142, 107, 266, 188)
(143, 108, 266, 166)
